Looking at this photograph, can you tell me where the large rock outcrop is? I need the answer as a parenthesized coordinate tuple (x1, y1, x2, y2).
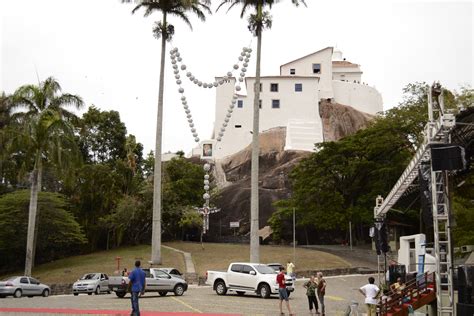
(207, 103, 375, 240)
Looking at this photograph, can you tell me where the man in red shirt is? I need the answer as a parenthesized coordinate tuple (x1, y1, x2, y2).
(277, 266, 294, 315)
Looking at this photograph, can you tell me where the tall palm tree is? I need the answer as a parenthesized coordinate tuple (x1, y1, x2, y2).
(217, 0, 306, 263)
(0, 92, 12, 185)
(122, 0, 211, 264)
(10, 77, 84, 276)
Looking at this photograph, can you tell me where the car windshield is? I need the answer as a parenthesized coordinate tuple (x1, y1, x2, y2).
(81, 274, 98, 280)
(255, 265, 276, 274)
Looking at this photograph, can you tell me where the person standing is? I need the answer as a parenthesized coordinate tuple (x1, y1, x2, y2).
(128, 260, 146, 316)
(277, 266, 294, 316)
(287, 260, 296, 281)
(316, 272, 327, 316)
(359, 277, 380, 316)
(304, 275, 319, 315)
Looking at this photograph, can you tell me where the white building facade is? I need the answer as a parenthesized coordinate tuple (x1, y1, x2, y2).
(210, 47, 383, 159)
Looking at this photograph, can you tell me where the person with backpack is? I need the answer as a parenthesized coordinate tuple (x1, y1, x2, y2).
(304, 275, 320, 315)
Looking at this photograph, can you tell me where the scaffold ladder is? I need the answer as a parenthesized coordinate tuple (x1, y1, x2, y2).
(428, 85, 454, 316)
(374, 82, 456, 316)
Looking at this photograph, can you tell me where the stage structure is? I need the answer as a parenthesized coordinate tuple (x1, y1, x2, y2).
(374, 82, 460, 316)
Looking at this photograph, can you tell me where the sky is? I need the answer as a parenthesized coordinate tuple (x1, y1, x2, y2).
(1, 0, 472, 155)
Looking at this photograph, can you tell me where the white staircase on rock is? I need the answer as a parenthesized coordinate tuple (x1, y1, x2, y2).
(284, 119, 324, 152)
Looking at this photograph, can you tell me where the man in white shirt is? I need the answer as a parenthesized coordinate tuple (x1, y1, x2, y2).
(359, 277, 380, 316)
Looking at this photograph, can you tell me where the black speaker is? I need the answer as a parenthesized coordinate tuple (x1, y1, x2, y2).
(456, 303, 474, 315)
(373, 221, 390, 255)
(431, 145, 466, 171)
(419, 162, 433, 228)
(458, 266, 474, 304)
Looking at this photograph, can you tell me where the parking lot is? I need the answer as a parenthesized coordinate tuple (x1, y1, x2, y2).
(0, 274, 376, 315)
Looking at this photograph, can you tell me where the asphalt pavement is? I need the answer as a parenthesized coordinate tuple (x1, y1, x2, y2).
(0, 274, 378, 316)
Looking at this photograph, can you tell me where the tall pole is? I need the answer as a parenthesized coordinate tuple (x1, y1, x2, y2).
(293, 207, 296, 263)
(249, 5, 263, 263)
(151, 13, 167, 265)
(349, 221, 352, 251)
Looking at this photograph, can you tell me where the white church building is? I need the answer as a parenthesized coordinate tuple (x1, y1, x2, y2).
(208, 47, 383, 159)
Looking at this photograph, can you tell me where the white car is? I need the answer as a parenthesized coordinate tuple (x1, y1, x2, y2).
(206, 262, 294, 298)
(0, 276, 50, 298)
(72, 273, 110, 295)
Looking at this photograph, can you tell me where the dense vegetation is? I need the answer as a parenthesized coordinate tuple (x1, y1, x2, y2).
(0, 79, 204, 273)
(269, 83, 473, 246)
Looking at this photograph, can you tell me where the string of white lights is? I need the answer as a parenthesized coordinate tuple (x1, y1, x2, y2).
(169, 46, 252, 143)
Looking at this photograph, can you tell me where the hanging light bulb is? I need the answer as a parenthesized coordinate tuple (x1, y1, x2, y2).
(178, 88, 184, 93)
(195, 137, 200, 142)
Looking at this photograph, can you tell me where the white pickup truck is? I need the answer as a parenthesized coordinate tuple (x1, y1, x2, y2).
(206, 262, 294, 298)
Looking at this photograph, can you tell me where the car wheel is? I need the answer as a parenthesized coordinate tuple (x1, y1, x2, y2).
(158, 291, 167, 297)
(258, 283, 271, 299)
(88, 292, 92, 295)
(28, 296, 33, 298)
(73, 293, 79, 296)
(215, 280, 227, 295)
(95, 286, 100, 295)
(116, 292, 126, 298)
(286, 289, 291, 298)
(174, 284, 185, 296)
(236, 291, 245, 296)
(107, 290, 111, 294)
(13, 289, 22, 298)
(42, 289, 50, 297)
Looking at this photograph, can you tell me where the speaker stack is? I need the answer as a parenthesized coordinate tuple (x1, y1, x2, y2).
(457, 265, 474, 315)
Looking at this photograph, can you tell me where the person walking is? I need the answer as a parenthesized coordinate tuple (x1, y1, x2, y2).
(304, 275, 320, 315)
(287, 260, 296, 281)
(128, 260, 146, 316)
(277, 266, 294, 316)
(316, 272, 327, 316)
(359, 276, 380, 316)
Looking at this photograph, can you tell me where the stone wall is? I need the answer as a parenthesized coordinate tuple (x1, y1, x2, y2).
(50, 283, 73, 295)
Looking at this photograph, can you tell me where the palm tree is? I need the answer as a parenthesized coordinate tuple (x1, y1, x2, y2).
(10, 77, 84, 276)
(122, 0, 211, 265)
(217, 0, 306, 263)
(0, 92, 12, 186)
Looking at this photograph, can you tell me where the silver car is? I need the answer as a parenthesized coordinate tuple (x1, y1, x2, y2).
(72, 273, 110, 295)
(0, 276, 50, 298)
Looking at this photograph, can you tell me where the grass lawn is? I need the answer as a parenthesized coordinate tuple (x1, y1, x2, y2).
(1, 242, 350, 284)
(1, 245, 184, 284)
(166, 241, 351, 276)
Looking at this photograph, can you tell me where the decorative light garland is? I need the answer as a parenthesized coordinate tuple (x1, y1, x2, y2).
(169, 46, 252, 143)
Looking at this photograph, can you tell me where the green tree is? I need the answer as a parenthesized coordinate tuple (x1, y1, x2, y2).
(0, 190, 86, 273)
(217, 0, 306, 262)
(162, 156, 205, 238)
(9, 77, 83, 276)
(122, 0, 211, 264)
(78, 106, 127, 164)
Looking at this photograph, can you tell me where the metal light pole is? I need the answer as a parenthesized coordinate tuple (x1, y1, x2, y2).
(293, 206, 296, 263)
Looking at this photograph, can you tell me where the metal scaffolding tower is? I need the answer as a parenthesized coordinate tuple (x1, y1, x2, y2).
(374, 82, 456, 315)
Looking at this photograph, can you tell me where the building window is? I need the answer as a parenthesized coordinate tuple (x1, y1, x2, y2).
(237, 100, 243, 108)
(272, 99, 280, 109)
(234, 125, 242, 128)
(290, 69, 296, 75)
(259, 100, 262, 109)
(312, 63, 321, 74)
(260, 83, 262, 92)
(295, 83, 303, 92)
(270, 83, 279, 92)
